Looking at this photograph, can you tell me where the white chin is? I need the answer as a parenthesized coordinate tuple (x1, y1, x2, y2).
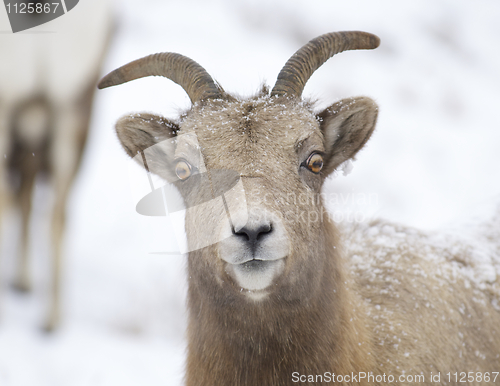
(226, 259, 285, 291)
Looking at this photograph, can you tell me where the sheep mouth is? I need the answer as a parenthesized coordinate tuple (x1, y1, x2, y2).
(239, 259, 270, 271)
(244, 258, 264, 265)
(225, 258, 286, 292)
(231, 254, 287, 268)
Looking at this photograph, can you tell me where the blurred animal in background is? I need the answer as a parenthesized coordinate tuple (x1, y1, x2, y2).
(100, 31, 500, 385)
(0, 0, 114, 331)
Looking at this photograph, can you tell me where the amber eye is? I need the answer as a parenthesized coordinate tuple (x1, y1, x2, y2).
(305, 152, 324, 174)
(175, 160, 192, 180)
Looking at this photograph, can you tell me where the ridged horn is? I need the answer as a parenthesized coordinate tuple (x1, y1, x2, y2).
(98, 53, 222, 103)
(271, 31, 380, 98)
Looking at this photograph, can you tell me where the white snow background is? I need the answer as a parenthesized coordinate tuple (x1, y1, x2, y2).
(1, 0, 500, 385)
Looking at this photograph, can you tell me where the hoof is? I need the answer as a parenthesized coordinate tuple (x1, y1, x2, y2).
(41, 321, 57, 334)
(11, 280, 31, 294)
(42, 312, 60, 333)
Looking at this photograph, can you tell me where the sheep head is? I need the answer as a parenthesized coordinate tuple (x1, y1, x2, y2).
(99, 31, 379, 301)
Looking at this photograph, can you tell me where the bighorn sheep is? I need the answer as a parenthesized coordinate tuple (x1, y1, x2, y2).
(99, 31, 500, 385)
(0, 0, 113, 331)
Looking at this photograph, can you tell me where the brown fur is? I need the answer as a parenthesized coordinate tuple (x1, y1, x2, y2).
(0, 29, 113, 332)
(113, 80, 500, 385)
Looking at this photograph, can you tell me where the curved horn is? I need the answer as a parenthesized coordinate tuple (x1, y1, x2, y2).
(271, 31, 380, 98)
(98, 53, 222, 103)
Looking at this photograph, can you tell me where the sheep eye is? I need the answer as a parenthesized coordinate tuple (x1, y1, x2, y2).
(175, 160, 192, 180)
(305, 152, 323, 174)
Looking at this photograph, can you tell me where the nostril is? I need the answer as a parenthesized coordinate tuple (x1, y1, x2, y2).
(256, 223, 272, 240)
(234, 223, 273, 243)
(234, 228, 250, 241)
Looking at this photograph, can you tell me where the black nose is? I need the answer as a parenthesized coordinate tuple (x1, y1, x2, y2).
(234, 223, 272, 245)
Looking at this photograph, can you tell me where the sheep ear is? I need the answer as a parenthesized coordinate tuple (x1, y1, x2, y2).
(115, 113, 179, 181)
(317, 97, 378, 176)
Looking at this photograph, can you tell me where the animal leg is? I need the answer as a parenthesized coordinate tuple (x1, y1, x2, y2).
(11, 159, 37, 293)
(0, 103, 12, 318)
(42, 104, 85, 332)
(42, 184, 69, 332)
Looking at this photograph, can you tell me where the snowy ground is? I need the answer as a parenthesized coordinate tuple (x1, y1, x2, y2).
(1, 0, 500, 385)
